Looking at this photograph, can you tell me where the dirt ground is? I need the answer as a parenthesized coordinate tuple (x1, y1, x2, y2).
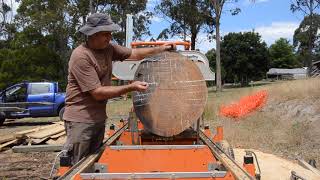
(0, 118, 59, 179)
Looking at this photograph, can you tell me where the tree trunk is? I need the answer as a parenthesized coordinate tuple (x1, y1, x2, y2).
(89, 0, 94, 14)
(191, 32, 196, 50)
(215, 20, 222, 91)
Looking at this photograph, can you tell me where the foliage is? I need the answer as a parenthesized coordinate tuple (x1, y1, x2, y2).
(220, 32, 269, 86)
(0, 46, 64, 89)
(291, 0, 320, 72)
(269, 38, 301, 68)
(99, 0, 152, 46)
(205, 48, 226, 81)
(0, 0, 152, 90)
(154, 0, 215, 50)
(293, 14, 320, 66)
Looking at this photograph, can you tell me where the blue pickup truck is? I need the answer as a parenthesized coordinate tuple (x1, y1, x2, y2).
(0, 82, 66, 125)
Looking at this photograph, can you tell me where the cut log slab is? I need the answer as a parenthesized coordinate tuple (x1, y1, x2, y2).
(50, 131, 66, 139)
(27, 124, 65, 139)
(12, 144, 63, 153)
(0, 139, 19, 151)
(0, 134, 15, 144)
(29, 137, 51, 145)
(14, 127, 41, 139)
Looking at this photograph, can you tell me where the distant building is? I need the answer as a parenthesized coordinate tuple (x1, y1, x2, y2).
(267, 68, 307, 80)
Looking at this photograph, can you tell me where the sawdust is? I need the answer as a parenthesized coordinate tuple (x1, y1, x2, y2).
(234, 149, 320, 180)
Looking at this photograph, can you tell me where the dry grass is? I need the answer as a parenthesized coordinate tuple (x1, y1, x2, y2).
(205, 78, 320, 165)
(106, 99, 133, 119)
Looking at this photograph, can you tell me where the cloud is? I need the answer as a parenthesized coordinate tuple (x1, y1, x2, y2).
(243, 0, 270, 6)
(150, 15, 163, 23)
(194, 21, 299, 53)
(195, 33, 216, 53)
(252, 22, 299, 45)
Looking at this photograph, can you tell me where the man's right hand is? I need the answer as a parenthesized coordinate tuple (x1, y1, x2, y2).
(130, 81, 149, 92)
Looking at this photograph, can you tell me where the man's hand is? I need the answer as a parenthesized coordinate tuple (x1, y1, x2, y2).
(161, 43, 177, 51)
(130, 81, 149, 92)
(128, 43, 176, 60)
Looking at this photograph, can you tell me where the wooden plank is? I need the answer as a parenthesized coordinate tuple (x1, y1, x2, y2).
(50, 131, 66, 139)
(29, 137, 50, 145)
(12, 144, 63, 153)
(0, 135, 15, 144)
(27, 124, 64, 139)
(297, 158, 320, 176)
(0, 139, 18, 151)
(14, 127, 41, 139)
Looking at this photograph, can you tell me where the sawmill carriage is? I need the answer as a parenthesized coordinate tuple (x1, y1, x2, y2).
(55, 42, 260, 180)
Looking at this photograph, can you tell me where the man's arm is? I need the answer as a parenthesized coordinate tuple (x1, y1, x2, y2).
(127, 43, 175, 60)
(89, 81, 148, 101)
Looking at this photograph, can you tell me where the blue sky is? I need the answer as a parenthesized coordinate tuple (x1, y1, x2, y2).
(146, 0, 317, 53)
(6, 0, 319, 53)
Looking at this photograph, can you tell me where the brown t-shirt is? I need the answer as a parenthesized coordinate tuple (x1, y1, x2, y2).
(63, 43, 132, 123)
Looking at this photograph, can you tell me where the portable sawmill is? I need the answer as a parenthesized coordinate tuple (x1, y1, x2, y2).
(56, 42, 261, 180)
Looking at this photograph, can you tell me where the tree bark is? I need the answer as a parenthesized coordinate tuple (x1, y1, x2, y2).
(214, 0, 222, 92)
(191, 31, 196, 50)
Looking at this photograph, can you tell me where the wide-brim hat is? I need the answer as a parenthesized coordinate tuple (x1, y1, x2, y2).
(79, 13, 120, 36)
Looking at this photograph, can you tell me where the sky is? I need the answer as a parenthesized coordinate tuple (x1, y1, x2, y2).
(146, 0, 314, 53)
(4, 0, 318, 53)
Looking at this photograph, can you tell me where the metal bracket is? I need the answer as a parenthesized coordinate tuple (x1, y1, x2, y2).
(93, 163, 108, 173)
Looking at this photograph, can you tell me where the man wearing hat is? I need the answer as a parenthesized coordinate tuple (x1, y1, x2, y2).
(63, 13, 173, 165)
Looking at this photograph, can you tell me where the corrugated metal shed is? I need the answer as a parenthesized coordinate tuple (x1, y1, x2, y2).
(267, 68, 307, 79)
(267, 68, 307, 75)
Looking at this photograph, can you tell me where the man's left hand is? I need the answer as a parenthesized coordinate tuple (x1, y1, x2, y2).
(161, 43, 176, 51)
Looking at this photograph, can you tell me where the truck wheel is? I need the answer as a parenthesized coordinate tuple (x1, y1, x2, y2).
(0, 112, 5, 126)
(218, 140, 235, 159)
(59, 107, 65, 121)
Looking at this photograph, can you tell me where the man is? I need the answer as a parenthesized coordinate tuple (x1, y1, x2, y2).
(63, 13, 173, 165)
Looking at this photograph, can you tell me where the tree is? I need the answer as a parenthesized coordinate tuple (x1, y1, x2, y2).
(293, 14, 320, 67)
(269, 38, 301, 68)
(0, 0, 16, 47)
(205, 48, 226, 82)
(99, 0, 152, 46)
(211, 0, 241, 91)
(220, 32, 269, 86)
(154, 0, 215, 50)
(291, 0, 320, 75)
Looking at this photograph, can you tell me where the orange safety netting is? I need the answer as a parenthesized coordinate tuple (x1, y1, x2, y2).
(219, 90, 268, 119)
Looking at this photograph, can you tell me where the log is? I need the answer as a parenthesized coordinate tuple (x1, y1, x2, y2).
(12, 144, 63, 153)
(133, 52, 207, 137)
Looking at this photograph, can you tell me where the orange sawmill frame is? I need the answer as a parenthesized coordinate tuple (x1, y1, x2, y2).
(131, 41, 191, 50)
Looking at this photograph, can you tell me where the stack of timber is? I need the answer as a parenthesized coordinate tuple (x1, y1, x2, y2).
(0, 122, 66, 152)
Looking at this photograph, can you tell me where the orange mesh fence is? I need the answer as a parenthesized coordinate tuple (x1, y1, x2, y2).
(219, 90, 268, 119)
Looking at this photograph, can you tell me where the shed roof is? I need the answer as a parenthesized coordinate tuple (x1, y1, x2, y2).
(267, 68, 307, 75)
